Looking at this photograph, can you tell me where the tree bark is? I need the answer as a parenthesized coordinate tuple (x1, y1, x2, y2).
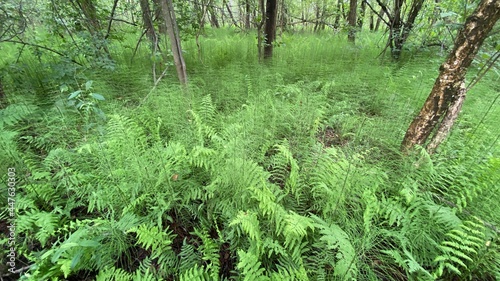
(160, 0, 188, 85)
(245, 0, 251, 29)
(257, 0, 265, 60)
(357, 0, 367, 28)
(279, 0, 288, 33)
(208, 5, 220, 28)
(371, 0, 424, 59)
(76, 0, 102, 33)
(401, 0, 500, 153)
(139, 0, 159, 49)
(263, 0, 278, 58)
(347, 0, 357, 42)
(224, 0, 240, 28)
(334, 0, 343, 29)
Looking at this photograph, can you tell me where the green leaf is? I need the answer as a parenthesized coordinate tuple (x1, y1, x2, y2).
(85, 80, 93, 91)
(68, 90, 82, 100)
(440, 11, 457, 18)
(90, 93, 105, 101)
(60, 84, 69, 93)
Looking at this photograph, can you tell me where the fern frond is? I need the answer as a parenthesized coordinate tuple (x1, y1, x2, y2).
(230, 211, 261, 243)
(179, 265, 210, 281)
(96, 266, 132, 281)
(433, 217, 486, 279)
(178, 239, 201, 274)
(237, 249, 269, 281)
(193, 228, 221, 280)
(311, 215, 357, 280)
(128, 223, 173, 254)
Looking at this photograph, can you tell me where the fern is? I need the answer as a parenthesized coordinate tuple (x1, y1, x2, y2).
(198, 94, 217, 128)
(179, 265, 210, 281)
(433, 217, 486, 279)
(193, 227, 221, 280)
(237, 248, 269, 281)
(128, 223, 173, 254)
(230, 211, 261, 244)
(269, 141, 301, 200)
(95, 267, 132, 281)
(178, 238, 202, 274)
(311, 215, 357, 280)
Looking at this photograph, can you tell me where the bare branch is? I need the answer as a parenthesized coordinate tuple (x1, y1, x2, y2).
(4, 39, 83, 65)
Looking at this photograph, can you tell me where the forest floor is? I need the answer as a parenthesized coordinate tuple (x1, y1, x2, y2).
(1, 28, 499, 280)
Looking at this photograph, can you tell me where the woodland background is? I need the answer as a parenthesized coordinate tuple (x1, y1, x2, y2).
(0, 0, 499, 280)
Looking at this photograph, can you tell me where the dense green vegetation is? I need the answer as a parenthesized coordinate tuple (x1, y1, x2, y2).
(1, 1, 499, 280)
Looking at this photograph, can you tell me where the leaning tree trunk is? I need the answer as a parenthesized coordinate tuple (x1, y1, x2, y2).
(160, 0, 188, 85)
(401, 0, 500, 153)
(263, 0, 278, 58)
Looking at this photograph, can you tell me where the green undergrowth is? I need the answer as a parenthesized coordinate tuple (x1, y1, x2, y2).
(0, 28, 499, 280)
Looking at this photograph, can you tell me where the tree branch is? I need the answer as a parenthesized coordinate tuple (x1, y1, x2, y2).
(374, 0, 393, 23)
(104, 0, 120, 40)
(363, 0, 390, 27)
(4, 39, 83, 65)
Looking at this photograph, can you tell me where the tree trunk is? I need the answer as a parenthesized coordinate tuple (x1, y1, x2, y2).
(257, 0, 265, 60)
(374, 6, 383, 31)
(71, 0, 111, 56)
(314, 3, 322, 32)
(224, 0, 240, 28)
(152, 0, 166, 34)
(357, 0, 367, 28)
(334, 0, 343, 29)
(139, 0, 159, 49)
(76, 0, 102, 33)
(244, 0, 251, 29)
(388, 0, 404, 59)
(279, 0, 288, 34)
(372, 0, 423, 59)
(369, 8, 374, 31)
(401, 0, 500, 153)
(347, 0, 357, 42)
(263, 0, 278, 58)
(208, 5, 220, 28)
(160, 0, 188, 85)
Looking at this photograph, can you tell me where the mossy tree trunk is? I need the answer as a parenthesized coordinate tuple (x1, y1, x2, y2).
(401, 0, 500, 153)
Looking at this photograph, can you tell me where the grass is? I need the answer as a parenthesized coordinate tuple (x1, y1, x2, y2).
(1, 27, 499, 280)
